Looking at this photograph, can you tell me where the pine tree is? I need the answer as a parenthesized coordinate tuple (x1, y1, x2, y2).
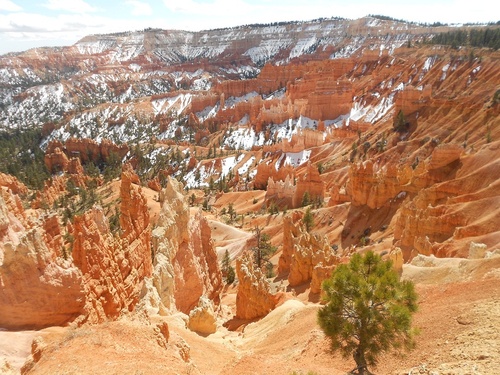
(318, 251, 418, 374)
(303, 207, 314, 232)
(228, 202, 236, 223)
(221, 250, 235, 284)
(252, 226, 277, 270)
(302, 191, 311, 206)
(393, 110, 408, 133)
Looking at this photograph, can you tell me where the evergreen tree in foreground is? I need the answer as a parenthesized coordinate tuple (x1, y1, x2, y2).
(318, 251, 418, 374)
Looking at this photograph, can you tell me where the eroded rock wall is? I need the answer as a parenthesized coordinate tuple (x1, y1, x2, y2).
(0, 192, 86, 329)
(236, 252, 277, 320)
(150, 177, 222, 315)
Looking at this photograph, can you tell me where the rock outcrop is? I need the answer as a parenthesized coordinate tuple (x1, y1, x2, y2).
(277, 214, 302, 275)
(149, 177, 222, 315)
(288, 221, 338, 288)
(45, 138, 128, 173)
(0, 173, 28, 196)
(293, 163, 325, 208)
(264, 162, 325, 209)
(347, 160, 406, 209)
(236, 252, 277, 320)
(254, 162, 295, 190)
(278, 213, 338, 292)
(120, 164, 151, 247)
(187, 295, 217, 335)
(0, 191, 86, 328)
(70, 165, 152, 324)
(72, 206, 148, 323)
(0, 228, 86, 329)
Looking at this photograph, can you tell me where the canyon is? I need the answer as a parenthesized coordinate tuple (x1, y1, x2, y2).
(0, 15, 499, 375)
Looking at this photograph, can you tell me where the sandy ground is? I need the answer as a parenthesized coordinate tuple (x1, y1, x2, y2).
(1, 254, 499, 375)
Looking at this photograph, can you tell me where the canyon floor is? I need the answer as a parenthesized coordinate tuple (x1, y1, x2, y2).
(1, 234, 499, 375)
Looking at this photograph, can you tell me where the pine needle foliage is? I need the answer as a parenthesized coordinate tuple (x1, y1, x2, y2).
(318, 251, 418, 374)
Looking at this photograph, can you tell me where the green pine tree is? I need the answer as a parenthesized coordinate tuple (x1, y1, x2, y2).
(303, 207, 314, 232)
(221, 250, 235, 284)
(318, 251, 418, 374)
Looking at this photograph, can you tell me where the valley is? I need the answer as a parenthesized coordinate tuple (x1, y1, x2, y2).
(0, 16, 499, 374)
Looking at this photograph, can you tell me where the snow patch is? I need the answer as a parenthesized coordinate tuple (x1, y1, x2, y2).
(223, 127, 265, 150)
(284, 150, 312, 167)
(238, 156, 255, 176)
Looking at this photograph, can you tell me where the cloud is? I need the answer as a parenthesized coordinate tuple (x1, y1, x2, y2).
(0, 0, 22, 12)
(43, 0, 97, 14)
(162, 0, 252, 17)
(0, 10, 167, 50)
(126, 0, 152, 16)
(0, 12, 104, 34)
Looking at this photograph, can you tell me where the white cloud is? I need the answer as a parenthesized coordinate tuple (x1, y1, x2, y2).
(0, 0, 22, 12)
(43, 0, 97, 13)
(126, 0, 152, 16)
(0, 10, 167, 51)
(162, 0, 252, 17)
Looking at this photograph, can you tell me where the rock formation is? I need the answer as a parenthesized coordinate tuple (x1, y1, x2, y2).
(278, 212, 339, 293)
(347, 160, 405, 209)
(120, 164, 151, 247)
(235, 252, 277, 320)
(72, 207, 146, 323)
(265, 175, 295, 209)
(0, 173, 28, 196)
(149, 176, 222, 315)
(187, 295, 217, 335)
(0, 191, 86, 328)
(32, 158, 89, 210)
(31, 175, 67, 209)
(292, 163, 325, 208)
(277, 213, 302, 275)
(44, 146, 69, 173)
(0, 163, 153, 327)
(280, 216, 338, 288)
(45, 138, 128, 173)
(254, 161, 295, 190)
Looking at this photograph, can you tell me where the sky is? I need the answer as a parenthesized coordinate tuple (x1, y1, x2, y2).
(0, 0, 497, 55)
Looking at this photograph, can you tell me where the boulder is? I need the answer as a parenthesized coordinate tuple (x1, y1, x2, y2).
(187, 296, 217, 335)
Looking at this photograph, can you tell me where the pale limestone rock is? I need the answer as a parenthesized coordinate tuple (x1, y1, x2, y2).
(389, 247, 404, 276)
(187, 296, 217, 335)
(0, 194, 9, 232)
(311, 262, 336, 294)
(149, 177, 222, 315)
(468, 242, 487, 259)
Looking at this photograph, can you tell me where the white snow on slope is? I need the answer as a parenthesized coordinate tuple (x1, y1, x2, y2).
(151, 93, 192, 116)
(244, 38, 293, 64)
(285, 150, 312, 167)
(196, 104, 219, 122)
(238, 156, 255, 175)
(223, 92, 259, 110)
(289, 37, 318, 59)
(219, 154, 245, 181)
(223, 127, 265, 150)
